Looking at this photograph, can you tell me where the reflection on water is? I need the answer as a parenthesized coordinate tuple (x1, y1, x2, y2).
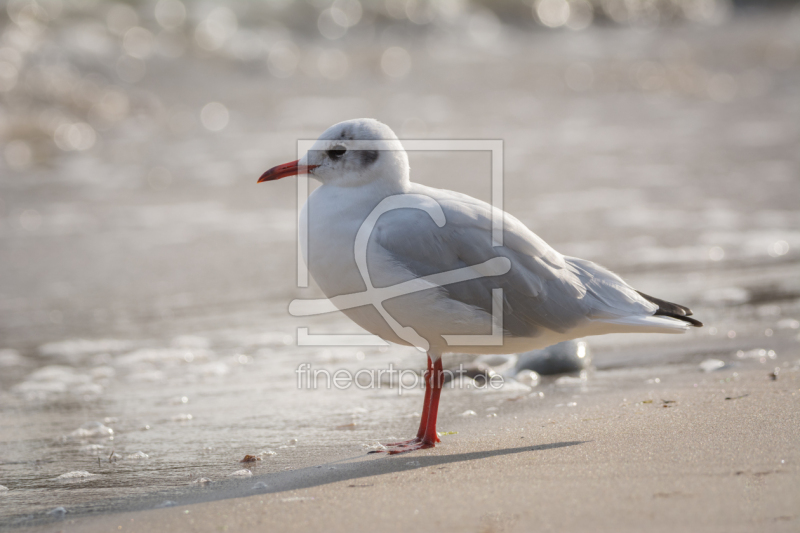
(1, 0, 799, 525)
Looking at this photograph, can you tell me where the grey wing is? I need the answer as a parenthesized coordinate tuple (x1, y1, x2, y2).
(369, 192, 651, 337)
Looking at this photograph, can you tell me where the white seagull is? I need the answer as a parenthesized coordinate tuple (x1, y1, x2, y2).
(259, 118, 701, 454)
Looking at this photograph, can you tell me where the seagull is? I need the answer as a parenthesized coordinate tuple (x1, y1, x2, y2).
(258, 118, 702, 454)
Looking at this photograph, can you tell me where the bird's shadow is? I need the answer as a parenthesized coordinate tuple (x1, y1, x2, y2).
(164, 441, 586, 505)
(260, 440, 586, 494)
(6, 441, 585, 529)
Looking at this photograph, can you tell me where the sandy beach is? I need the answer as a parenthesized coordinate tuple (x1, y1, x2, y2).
(13, 364, 798, 533)
(2, 1, 799, 531)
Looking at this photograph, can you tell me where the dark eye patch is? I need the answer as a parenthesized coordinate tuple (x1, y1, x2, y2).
(359, 150, 379, 165)
(327, 146, 346, 160)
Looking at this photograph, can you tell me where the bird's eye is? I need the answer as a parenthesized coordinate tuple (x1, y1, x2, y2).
(327, 146, 346, 160)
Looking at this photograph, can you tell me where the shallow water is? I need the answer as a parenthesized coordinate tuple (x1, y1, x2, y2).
(1, 1, 799, 526)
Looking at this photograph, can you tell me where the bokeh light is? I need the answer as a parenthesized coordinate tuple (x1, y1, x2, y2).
(195, 6, 238, 51)
(381, 46, 412, 78)
(53, 122, 96, 151)
(535, 0, 570, 29)
(123, 26, 154, 59)
(200, 102, 229, 132)
(317, 8, 349, 40)
(154, 0, 186, 30)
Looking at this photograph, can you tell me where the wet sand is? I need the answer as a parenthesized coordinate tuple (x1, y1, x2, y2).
(15, 365, 799, 533)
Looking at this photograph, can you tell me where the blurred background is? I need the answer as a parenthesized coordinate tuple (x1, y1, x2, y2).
(0, 0, 798, 523)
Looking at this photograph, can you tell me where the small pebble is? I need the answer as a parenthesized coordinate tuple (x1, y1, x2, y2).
(127, 451, 149, 460)
(68, 422, 114, 439)
(230, 469, 252, 477)
(699, 359, 726, 372)
(554, 374, 587, 385)
(79, 444, 106, 455)
(516, 340, 591, 375)
(474, 354, 517, 373)
(47, 507, 67, 518)
(55, 471, 96, 480)
(514, 369, 540, 385)
(252, 482, 268, 490)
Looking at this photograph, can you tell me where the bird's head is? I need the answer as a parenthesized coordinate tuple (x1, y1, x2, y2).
(258, 118, 409, 188)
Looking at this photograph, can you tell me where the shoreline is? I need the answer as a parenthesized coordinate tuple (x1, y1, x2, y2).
(10, 364, 799, 533)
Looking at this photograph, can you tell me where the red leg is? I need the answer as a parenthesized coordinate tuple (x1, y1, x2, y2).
(420, 358, 443, 446)
(377, 356, 443, 455)
(416, 356, 434, 439)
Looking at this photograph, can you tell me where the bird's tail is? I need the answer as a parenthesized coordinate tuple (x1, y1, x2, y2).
(564, 257, 703, 335)
(590, 294, 702, 335)
(593, 314, 694, 334)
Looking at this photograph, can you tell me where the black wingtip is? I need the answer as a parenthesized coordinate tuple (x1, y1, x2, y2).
(637, 290, 703, 327)
(636, 290, 694, 317)
(654, 309, 703, 327)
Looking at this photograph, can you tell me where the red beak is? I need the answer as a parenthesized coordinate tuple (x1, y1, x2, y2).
(257, 160, 317, 183)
